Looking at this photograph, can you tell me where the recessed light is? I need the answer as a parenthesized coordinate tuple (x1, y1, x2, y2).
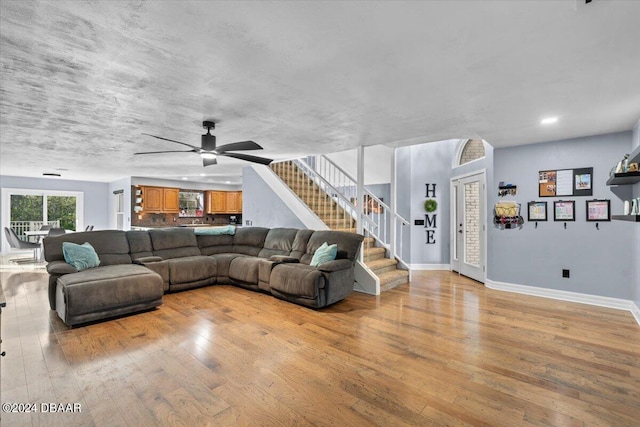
(182, 177, 188, 180)
(225, 181, 231, 184)
(199, 173, 206, 177)
(541, 117, 558, 125)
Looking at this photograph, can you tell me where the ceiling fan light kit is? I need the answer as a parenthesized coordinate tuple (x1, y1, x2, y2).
(135, 121, 273, 167)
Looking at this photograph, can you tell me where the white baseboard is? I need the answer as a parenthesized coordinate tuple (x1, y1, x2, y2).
(485, 279, 640, 327)
(631, 301, 640, 326)
(409, 264, 451, 271)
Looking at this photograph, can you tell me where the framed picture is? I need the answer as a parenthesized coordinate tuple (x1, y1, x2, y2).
(586, 199, 610, 221)
(538, 170, 557, 197)
(573, 168, 593, 196)
(553, 200, 575, 221)
(539, 167, 593, 197)
(527, 201, 547, 221)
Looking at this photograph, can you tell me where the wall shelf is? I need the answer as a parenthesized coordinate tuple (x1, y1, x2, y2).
(606, 172, 640, 186)
(606, 143, 640, 186)
(611, 215, 640, 222)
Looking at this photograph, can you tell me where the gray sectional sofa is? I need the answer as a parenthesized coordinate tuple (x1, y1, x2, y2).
(43, 227, 364, 326)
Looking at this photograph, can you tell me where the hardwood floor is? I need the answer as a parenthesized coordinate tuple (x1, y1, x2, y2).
(1, 269, 638, 426)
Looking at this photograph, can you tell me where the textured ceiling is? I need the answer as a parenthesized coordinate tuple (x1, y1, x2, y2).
(1, 0, 639, 183)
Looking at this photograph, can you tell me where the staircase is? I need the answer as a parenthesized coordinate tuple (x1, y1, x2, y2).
(271, 161, 409, 291)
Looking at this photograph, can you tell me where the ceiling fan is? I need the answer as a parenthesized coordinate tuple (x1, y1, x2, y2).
(135, 121, 273, 167)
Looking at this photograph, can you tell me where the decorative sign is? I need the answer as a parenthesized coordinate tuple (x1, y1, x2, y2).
(553, 200, 575, 221)
(539, 168, 593, 197)
(527, 201, 547, 221)
(425, 183, 437, 244)
(586, 199, 610, 221)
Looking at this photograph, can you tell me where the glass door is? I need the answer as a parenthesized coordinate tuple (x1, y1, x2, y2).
(2, 189, 83, 253)
(10, 195, 44, 241)
(451, 172, 486, 283)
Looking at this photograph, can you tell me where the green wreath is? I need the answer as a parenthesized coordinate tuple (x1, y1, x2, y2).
(424, 199, 438, 212)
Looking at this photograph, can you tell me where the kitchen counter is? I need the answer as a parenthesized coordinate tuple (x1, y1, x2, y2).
(131, 225, 239, 231)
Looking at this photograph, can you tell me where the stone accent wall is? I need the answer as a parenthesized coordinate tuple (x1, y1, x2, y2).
(460, 139, 485, 165)
(464, 181, 480, 266)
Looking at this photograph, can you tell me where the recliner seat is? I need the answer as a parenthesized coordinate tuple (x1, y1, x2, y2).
(43, 227, 364, 327)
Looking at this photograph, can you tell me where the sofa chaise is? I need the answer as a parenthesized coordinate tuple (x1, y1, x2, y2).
(43, 227, 364, 326)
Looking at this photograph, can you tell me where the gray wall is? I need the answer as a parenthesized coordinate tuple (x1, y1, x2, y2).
(0, 175, 110, 230)
(396, 139, 458, 265)
(488, 131, 634, 300)
(242, 167, 306, 229)
(325, 145, 394, 185)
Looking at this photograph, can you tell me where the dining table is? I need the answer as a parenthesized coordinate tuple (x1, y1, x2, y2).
(24, 229, 67, 261)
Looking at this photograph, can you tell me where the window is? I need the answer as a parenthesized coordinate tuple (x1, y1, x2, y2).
(457, 139, 485, 166)
(1, 188, 83, 252)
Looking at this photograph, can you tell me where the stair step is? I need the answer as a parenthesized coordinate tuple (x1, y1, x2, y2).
(319, 213, 351, 220)
(322, 218, 353, 228)
(363, 246, 385, 261)
(379, 269, 410, 291)
(362, 237, 376, 247)
(287, 182, 317, 189)
(365, 258, 398, 275)
(304, 201, 337, 209)
(332, 227, 356, 233)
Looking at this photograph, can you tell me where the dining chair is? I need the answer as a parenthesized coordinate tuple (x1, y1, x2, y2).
(47, 228, 66, 236)
(39, 224, 52, 231)
(4, 227, 40, 263)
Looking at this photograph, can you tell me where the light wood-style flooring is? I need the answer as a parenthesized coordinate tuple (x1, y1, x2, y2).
(1, 269, 639, 426)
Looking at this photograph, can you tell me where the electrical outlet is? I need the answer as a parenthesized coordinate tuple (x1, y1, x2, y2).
(562, 269, 570, 278)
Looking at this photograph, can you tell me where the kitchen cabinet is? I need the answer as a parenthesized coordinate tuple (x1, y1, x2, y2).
(226, 191, 239, 213)
(207, 191, 227, 214)
(206, 191, 242, 214)
(163, 188, 180, 213)
(143, 186, 163, 212)
(140, 186, 180, 213)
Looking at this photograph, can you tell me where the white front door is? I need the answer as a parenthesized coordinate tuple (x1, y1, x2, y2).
(451, 171, 486, 283)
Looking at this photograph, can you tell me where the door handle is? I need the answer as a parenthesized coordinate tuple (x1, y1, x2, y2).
(458, 230, 463, 234)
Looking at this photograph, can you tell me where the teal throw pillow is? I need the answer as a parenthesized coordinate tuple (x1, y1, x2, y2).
(310, 242, 338, 267)
(193, 225, 236, 236)
(62, 242, 101, 271)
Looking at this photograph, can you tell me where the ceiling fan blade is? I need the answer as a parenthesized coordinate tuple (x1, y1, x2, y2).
(215, 140, 263, 153)
(142, 133, 200, 150)
(221, 152, 273, 165)
(134, 150, 196, 155)
(203, 157, 218, 167)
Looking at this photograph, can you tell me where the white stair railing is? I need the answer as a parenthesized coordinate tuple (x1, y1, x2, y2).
(271, 156, 410, 269)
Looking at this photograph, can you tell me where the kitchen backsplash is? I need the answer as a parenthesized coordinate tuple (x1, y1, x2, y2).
(132, 213, 241, 227)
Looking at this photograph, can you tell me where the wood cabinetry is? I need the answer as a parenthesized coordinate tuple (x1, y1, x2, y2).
(207, 191, 227, 214)
(226, 191, 238, 213)
(143, 186, 163, 212)
(141, 186, 180, 213)
(163, 188, 180, 213)
(206, 191, 242, 214)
